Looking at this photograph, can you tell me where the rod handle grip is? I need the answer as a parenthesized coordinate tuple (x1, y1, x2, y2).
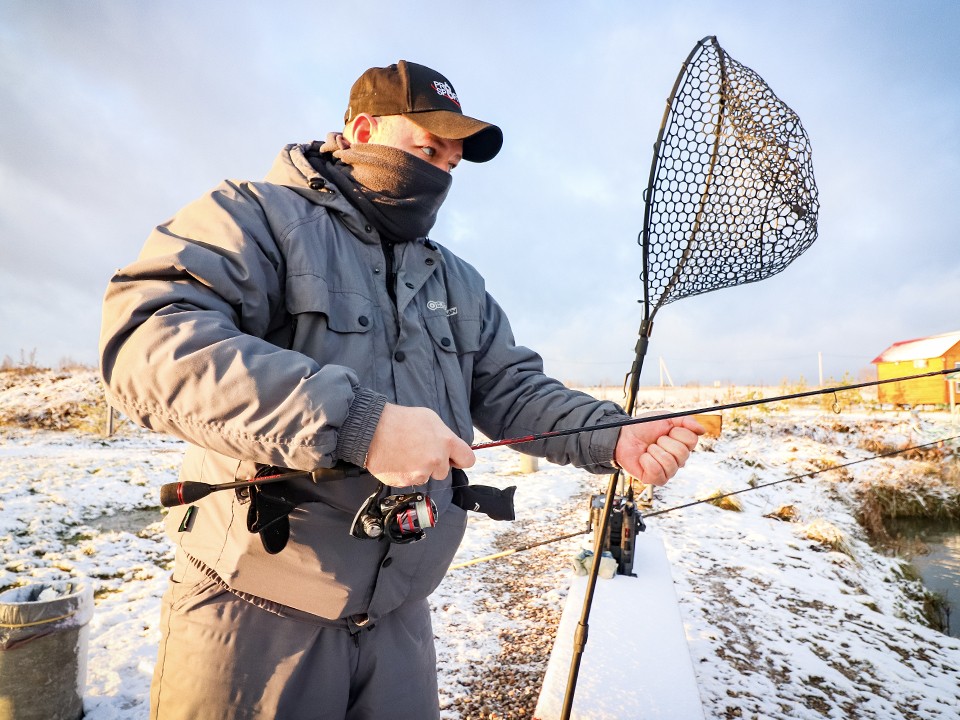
(159, 481, 213, 507)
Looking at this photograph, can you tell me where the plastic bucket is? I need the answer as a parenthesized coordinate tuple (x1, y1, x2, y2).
(0, 581, 94, 720)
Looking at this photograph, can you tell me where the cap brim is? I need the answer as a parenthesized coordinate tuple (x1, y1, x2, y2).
(404, 110, 503, 163)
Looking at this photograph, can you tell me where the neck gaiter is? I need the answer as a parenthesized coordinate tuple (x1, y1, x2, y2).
(318, 135, 452, 242)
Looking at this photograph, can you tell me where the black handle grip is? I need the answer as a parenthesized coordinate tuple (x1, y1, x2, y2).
(159, 464, 366, 508)
(159, 481, 214, 507)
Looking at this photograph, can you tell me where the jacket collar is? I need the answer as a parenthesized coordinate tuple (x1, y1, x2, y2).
(265, 143, 379, 245)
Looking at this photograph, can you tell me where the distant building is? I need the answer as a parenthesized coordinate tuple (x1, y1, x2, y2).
(871, 330, 960, 405)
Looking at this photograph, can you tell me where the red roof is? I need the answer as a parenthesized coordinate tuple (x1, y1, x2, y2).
(871, 330, 960, 364)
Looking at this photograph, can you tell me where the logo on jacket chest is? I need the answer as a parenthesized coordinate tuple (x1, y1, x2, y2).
(427, 300, 458, 317)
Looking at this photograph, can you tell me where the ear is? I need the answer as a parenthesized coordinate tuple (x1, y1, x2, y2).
(345, 114, 377, 144)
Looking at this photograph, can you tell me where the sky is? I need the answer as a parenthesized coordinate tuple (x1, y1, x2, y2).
(1, 0, 958, 387)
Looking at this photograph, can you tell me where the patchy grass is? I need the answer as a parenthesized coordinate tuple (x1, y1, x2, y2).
(698, 488, 744, 512)
(811, 456, 853, 482)
(858, 480, 960, 522)
(764, 504, 799, 522)
(802, 518, 854, 557)
(856, 491, 892, 544)
(858, 435, 949, 463)
(0, 367, 106, 432)
(944, 459, 960, 487)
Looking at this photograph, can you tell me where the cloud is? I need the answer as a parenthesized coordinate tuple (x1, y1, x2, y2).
(2, 0, 959, 387)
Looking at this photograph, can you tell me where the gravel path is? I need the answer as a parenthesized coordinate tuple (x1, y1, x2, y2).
(436, 480, 596, 719)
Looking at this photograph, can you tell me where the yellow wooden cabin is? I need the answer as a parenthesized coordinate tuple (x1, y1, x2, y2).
(871, 330, 960, 406)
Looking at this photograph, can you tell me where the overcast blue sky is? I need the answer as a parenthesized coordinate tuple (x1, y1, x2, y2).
(2, 1, 957, 387)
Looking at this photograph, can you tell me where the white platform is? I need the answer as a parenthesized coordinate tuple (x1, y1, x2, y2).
(534, 528, 706, 720)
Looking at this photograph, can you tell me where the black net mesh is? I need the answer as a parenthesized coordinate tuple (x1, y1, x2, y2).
(641, 37, 819, 316)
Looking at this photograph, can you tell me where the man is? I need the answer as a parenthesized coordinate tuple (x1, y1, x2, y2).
(99, 60, 702, 720)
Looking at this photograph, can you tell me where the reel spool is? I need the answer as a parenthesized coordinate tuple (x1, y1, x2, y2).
(351, 484, 438, 544)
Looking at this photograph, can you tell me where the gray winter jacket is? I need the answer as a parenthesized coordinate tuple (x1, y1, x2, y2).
(99, 143, 627, 622)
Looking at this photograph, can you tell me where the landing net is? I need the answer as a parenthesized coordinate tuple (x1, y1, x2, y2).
(640, 36, 819, 317)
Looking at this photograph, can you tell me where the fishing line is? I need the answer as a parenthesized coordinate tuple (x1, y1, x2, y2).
(471, 366, 960, 452)
(644, 434, 960, 519)
(449, 529, 590, 571)
(159, 367, 958, 507)
(448, 434, 960, 570)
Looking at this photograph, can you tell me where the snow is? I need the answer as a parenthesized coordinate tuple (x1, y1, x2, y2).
(535, 530, 706, 720)
(2, 369, 960, 719)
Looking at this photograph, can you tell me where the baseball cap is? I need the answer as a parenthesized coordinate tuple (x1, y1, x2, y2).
(344, 60, 503, 163)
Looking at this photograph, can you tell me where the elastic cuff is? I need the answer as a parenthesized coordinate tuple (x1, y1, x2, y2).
(335, 388, 388, 468)
(589, 416, 627, 471)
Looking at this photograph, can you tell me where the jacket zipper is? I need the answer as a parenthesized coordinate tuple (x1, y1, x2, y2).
(382, 240, 398, 305)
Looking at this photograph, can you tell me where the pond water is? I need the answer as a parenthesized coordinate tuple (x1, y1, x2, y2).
(86, 507, 162, 535)
(886, 517, 960, 638)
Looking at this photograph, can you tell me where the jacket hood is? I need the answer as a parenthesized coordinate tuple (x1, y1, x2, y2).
(264, 143, 359, 218)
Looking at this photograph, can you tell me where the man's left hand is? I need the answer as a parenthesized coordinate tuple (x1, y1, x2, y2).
(614, 415, 704, 486)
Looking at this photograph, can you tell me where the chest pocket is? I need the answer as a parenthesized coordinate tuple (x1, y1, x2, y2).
(286, 274, 376, 384)
(423, 312, 481, 438)
(423, 313, 481, 355)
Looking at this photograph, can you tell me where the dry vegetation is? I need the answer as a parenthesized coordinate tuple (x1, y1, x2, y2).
(0, 365, 106, 432)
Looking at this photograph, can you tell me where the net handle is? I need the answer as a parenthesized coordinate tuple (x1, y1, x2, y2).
(565, 37, 721, 720)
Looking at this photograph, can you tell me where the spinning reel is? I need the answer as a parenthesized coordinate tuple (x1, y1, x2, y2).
(351, 483, 438, 544)
(349, 469, 517, 544)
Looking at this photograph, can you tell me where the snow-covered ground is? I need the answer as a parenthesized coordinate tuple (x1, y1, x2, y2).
(2, 369, 959, 719)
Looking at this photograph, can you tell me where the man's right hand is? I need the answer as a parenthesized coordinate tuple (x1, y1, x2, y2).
(363, 403, 475, 488)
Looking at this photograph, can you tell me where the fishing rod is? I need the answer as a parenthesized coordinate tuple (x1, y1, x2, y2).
(448, 433, 960, 570)
(159, 366, 958, 508)
(473, 366, 959, 453)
